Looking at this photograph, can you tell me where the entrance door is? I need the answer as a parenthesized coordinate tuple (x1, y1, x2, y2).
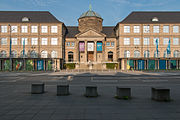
(88, 52, 94, 62)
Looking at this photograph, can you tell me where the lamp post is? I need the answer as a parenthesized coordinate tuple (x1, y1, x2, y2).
(8, 24, 12, 71)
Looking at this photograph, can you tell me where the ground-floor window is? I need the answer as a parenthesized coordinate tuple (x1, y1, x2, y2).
(0, 50, 7, 58)
(144, 50, 150, 58)
(124, 50, 130, 58)
(108, 51, 113, 62)
(134, 50, 140, 58)
(174, 50, 180, 58)
(30, 50, 38, 58)
(68, 51, 73, 62)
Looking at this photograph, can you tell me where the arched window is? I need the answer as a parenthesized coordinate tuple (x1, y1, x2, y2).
(41, 51, 48, 58)
(144, 50, 150, 58)
(0, 51, 7, 58)
(134, 50, 140, 58)
(11, 50, 17, 58)
(164, 50, 168, 58)
(174, 50, 180, 58)
(154, 51, 160, 58)
(108, 51, 113, 62)
(30, 50, 38, 58)
(20, 51, 28, 58)
(51, 51, 57, 58)
(68, 51, 73, 62)
(124, 50, 130, 58)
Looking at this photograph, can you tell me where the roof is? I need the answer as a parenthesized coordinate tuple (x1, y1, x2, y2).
(66, 26, 115, 38)
(79, 10, 102, 19)
(120, 11, 180, 24)
(0, 11, 62, 23)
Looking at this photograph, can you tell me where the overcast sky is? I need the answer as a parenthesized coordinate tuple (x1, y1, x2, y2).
(0, 0, 180, 26)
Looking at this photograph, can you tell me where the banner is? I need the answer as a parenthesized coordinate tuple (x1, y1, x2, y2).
(26, 60, 34, 71)
(97, 42, 102, 52)
(79, 42, 85, 52)
(47, 60, 52, 70)
(37, 60, 44, 71)
(87, 42, 94, 51)
(15, 60, 23, 71)
(4, 60, 10, 71)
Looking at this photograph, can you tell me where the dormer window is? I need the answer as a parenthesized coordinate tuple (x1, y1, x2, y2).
(22, 17, 30, 22)
(152, 17, 159, 22)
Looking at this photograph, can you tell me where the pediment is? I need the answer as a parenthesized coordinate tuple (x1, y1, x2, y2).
(75, 29, 106, 38)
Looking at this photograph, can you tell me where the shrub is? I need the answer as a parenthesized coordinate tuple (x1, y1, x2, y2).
(64, 63, 75, 69)
(106, 63, 117, 69)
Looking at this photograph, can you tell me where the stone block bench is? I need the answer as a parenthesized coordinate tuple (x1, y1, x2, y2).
(116, 87, 131, 99)
(85, 86, 98, 97)
(31, 83, 45, 94)
(151, 87, 170, 101)
(57, 84, 69, 96)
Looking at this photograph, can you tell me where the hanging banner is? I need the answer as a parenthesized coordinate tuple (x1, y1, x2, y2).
(97, 42, 102, 52)
(15, 60, 23, 71)
(4, 60, 10, 71)
(26, 60, 34, 71)
(87, 42, 94, 51)
(37, 60, 44, 71)
(79, 42, 85, 52)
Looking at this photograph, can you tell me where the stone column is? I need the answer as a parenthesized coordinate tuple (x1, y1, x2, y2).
(94, 41, 97, 62)
(85, 41, 87, 63)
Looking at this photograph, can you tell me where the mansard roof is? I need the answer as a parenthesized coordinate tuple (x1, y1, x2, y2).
(0, 11, 62, 23)
(120, 11, 180, 24)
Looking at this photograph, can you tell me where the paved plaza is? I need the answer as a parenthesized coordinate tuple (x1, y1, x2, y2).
(0, 71, 180, 120)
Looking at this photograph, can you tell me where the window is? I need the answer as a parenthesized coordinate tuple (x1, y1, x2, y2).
(143, 38, 150, 45)
(72, 42, 75, 47)
(66, 42, 70, 46)
(11, 26, 18, 33)
(124, 50, 130, 58)
(134, 50, 140, 58)
(163, 26, 169, 33)
(51, 38, 58, 45)
(20, 51, 28, 58)
(134, 26, 140, 33)
(106, 42, 110, 46)
(143, 26, 150, 33)
(41, 51, 48, 58)
(41, 38, 48, 45)
(134, 38, 140, 45)
(124, 26, 130, 33)
(144, 50, 150, 58)
(173, 38, 179, 45)
(154, 51, 160, 58)
(0, 51, 7, 58)
(51, 26, 58, 33)
(21, 26, 28, 33)
(1, 38, 7, 45)
(11, 50, 17, 58)
(41, 26, 48, 33)
(152, 17, 159, 22)
(153, 38, 159, 45)
(108, 51, 113, 62)
(51, 51, 57, 58)
(68, 51, 73, 62)
(11, 38, 18, 45)
(163, 50, 168, 58)
(1, 26, 7, 33)
(30, 51, 38, 58)
(174, 50, 180, 58)
(111, 42, 115, 47)
(124, 38, 130, 45)
(163, 38, 169, 45)
(31, 26, 38, 33)
(22, 17, 29, 22)
(173, 26, 179, 33)
(21, 38, 28, 45)
(153, 26, 159, 33)
(31, 38, 38, 45)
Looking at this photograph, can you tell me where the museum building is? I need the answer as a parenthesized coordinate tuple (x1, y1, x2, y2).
(0, 8, 180, 71)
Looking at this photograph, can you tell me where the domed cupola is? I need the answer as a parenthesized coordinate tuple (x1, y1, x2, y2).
(78, 5, 103, 33)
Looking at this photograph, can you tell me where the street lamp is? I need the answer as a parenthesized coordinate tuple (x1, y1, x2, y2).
(8, 24, 12, 71)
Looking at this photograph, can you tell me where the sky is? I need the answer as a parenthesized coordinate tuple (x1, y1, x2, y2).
(0, 0, 180, 26)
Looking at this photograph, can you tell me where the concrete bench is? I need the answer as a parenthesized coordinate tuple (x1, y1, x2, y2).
(85, 86, 98, 97)
(151, 87, 170, 101)
(116, 87, 131, 99)
(31, 83, 45, 94)
(57, 85, 69, 96)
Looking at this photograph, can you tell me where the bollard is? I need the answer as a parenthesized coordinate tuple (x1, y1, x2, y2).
(31, 83, 44, 94)
(57, 85, 69, 96)
(116, 87, 131, 99)
(151, 87, 170, 101)
(85, 86, 98, 97)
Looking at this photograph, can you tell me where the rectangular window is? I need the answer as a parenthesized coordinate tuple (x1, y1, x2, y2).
(41, 38, 48, 45)
(173, 38, 179, 45)
(106, 42, 110, 46)
(41, 26, 48, 33)
(51, 26, 58, 33)
(31, 26, 38, 33)
(133, 26, 140, 33)
(11, 26, 18, 33)
(124, 38, 130, 45)
(1, 38, 7, 45)
(1, 26, 7, 33)
(111, 42, 115, 47)
(163, 26, 169, 33)
(143, 26, 150, 33)
(124, 26, 130, 33)
(72, 42, 75, 47)
(163, 38, 169, 45)
(173, 26, 179, 33)
(153, 26, 159, 33)
(11, 38, 18, 45)
(153, 38, 159, 45)
(143, 38, 150, 45)
(21, 38, 28, 45)
(51, 38, 58, 45)
(66, 42, 70, 46)
(31, 38, 38, 45)
(21, 26, 28, 33)
(134, 38, 140, 45)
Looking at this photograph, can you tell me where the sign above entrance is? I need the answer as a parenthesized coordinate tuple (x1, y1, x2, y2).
(79, 42, 85, 52)
(87, 42, 94, 51)
(97, 42, 102, 52)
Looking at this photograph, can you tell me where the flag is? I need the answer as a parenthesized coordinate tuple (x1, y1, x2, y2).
(167, 39, 171, 54)
(156, 38, 159, 56)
